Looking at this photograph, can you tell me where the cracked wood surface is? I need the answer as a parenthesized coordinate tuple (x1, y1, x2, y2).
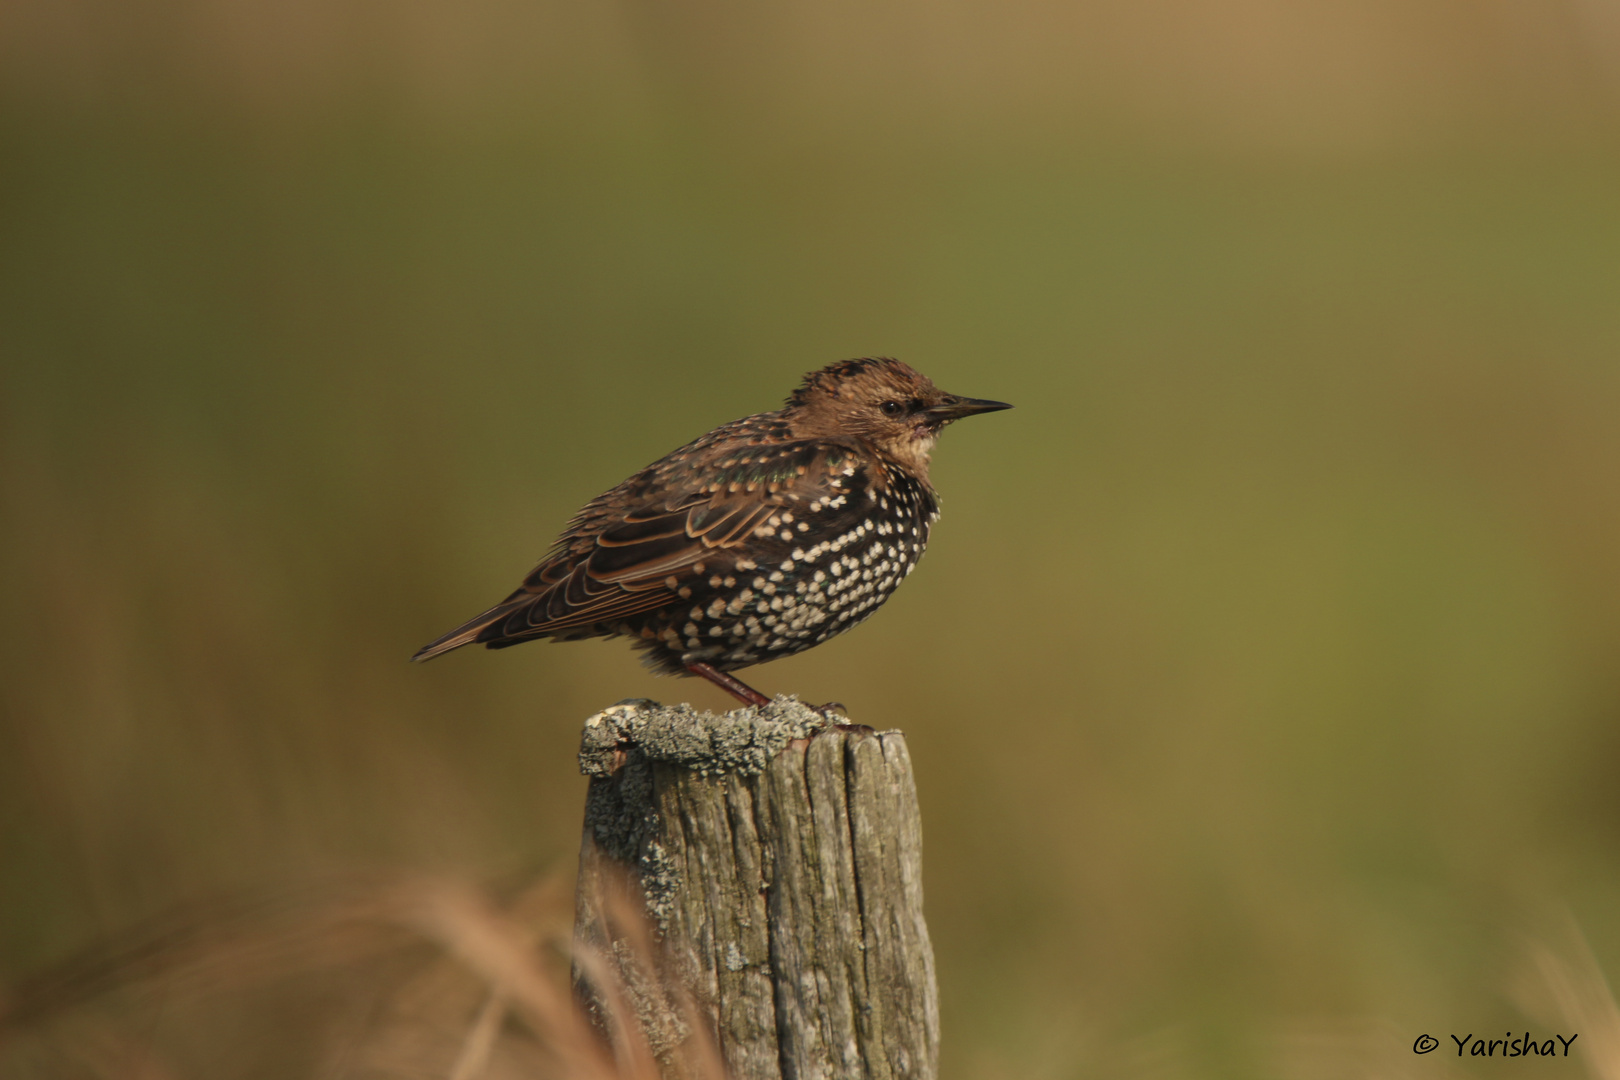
(574, 699, 938, 1080)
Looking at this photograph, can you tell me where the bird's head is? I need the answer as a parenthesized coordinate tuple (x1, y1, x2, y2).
(785, 358, 1011, 480)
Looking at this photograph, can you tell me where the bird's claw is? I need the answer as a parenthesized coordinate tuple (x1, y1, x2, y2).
(809, 701, 876, 736)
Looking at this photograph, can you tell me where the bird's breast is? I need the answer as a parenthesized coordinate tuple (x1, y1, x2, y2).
(635, 466, 938, 669)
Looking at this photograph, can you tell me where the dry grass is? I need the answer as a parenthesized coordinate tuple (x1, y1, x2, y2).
(1518, 920, 1620, 1080)
(13, 883, 1620, 1080)
(0, 873, 724, 1080)
(1259, 923, 1620, 1080)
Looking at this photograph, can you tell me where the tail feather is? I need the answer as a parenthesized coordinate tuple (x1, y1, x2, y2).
(410, 598, 530, 662)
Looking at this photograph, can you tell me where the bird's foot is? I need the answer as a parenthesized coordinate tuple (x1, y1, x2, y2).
(804, 700, 875, 735)
(681, 664, 862, 729)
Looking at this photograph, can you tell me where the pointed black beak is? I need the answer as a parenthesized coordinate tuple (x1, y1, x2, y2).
(927, 395, 1013, 421)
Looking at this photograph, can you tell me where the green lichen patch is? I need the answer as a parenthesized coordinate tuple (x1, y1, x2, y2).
(578, 696, 832, 779)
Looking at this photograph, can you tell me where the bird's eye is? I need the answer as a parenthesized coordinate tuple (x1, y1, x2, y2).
(880, 401, 904, 416)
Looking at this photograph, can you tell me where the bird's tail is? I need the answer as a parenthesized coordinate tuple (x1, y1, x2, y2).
(410, 597, 530, 662)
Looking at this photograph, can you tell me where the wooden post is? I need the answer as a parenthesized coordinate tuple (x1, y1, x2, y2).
(573, 698, 939, 1080)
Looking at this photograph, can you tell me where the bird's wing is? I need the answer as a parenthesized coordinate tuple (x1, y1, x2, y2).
(412, 440, 860, 657)
(509, 440, 844, 631)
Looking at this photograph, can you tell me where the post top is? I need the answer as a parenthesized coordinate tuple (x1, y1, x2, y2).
(578, 696, 835, 778)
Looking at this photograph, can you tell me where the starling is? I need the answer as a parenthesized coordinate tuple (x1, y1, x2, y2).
(412, 358, 1010, 706)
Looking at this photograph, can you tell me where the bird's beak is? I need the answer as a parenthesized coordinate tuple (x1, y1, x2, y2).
(927, 395, 1013, 421)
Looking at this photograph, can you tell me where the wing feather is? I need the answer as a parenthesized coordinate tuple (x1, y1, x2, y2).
(413, 439, 853, 658)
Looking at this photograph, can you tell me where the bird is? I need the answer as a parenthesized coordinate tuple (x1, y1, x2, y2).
(412, 358, 1010, 707)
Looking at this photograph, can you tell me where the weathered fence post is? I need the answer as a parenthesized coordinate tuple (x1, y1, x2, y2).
(573, 698, 939, 1080)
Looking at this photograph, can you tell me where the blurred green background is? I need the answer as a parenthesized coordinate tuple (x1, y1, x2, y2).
(5, 0, 1620, 1076)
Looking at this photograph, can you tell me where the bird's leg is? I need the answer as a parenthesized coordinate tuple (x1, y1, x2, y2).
(685, 662, 855, 722)
(685, 662, 771, 707)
